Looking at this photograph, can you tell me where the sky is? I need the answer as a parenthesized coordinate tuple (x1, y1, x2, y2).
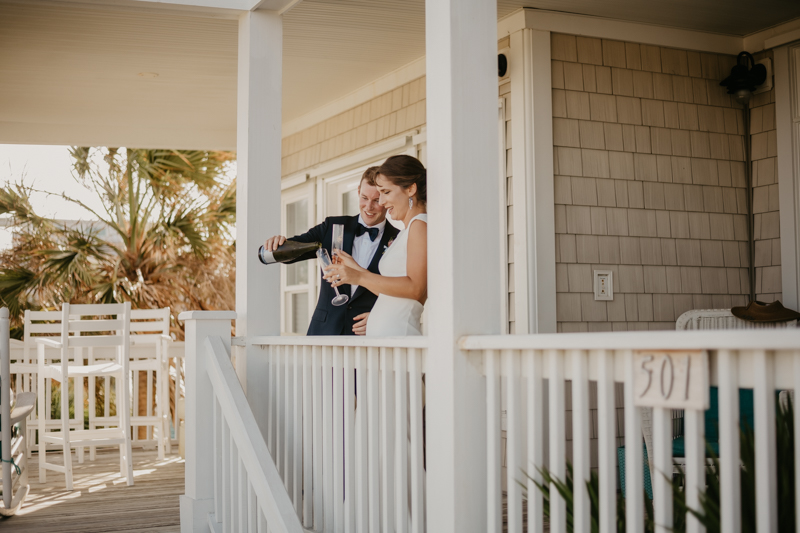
(0, 144, 109, 248)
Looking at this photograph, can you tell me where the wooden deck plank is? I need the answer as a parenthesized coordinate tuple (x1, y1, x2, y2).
(1, 449, 183, 532)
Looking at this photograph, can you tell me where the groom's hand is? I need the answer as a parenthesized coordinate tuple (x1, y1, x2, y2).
(264, 235, 286, 251)
(352, 313, 369, 336)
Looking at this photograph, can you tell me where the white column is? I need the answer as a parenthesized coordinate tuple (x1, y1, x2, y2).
(774, 45, 800, 309)
(236, 10, 283, 435)
(509, 28, 556, 334)
(425, 0, 500, 531)
(178, 311, 236, 533)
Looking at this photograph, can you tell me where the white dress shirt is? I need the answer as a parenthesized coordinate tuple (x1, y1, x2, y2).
(350, 215, 386, 296)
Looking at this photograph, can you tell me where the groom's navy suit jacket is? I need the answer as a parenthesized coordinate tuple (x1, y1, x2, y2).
(284, 215, 399, 336)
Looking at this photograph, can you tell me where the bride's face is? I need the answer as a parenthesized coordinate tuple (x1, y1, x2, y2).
(376, 174, 415, 220)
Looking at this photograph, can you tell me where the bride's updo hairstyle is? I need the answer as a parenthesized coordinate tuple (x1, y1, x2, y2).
(377, 155, 427, 206)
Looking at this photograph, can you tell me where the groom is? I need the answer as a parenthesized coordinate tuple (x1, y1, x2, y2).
(261, 167, 399, 336)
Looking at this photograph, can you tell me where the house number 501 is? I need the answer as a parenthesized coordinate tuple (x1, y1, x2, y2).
(633, 350, 709, 410)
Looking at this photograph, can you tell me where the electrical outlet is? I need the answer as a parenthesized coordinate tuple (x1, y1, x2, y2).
(594, 270, 613, 301)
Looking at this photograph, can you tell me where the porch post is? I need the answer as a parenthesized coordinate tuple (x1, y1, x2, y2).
(178, 311, 236, 533)
(425, 0, 500, 531)
(509, 27, 556, 334)
(235, 10, 283, 435)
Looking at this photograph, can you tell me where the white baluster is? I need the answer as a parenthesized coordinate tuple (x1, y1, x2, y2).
(333, 346, 344, 533)
(344, 346, 356, 532)
(303, 345, 313, 526)
(356, 346, 369, 532)
(312, 345, 323, 529)
(486, 349, 501, 533)
(231, 434, 239, 532)
(88, 347, 96, 460)
(367, 347, 381, 532)
(653, 407, 672, 533)
(570, 349, 590, 533)
(248, 481, 258, 532)
(718, 349, 741, 533)
(267, 345, 275, 456)
(239, 457, 247, 531)
(222, 419, 230, 533)
(284, 346, 293, 496)
(215, 396, 222, 523)
(753, 349, 777, 532)
(548, 349, 567, 533)
(685, 407, 705, 533)
(597, 349, 616, 533)
(276, 346, 284, 479)
(504, 349, 523, 533)
(322, 346, 334, 531)
(623, 350, 644, 533)
(175, 355, 182, 451)
(526, 349, 544, 533)
(395, 347, 409, 533)
(258, 509, 267, 533)
(381, 347, 396, 532)
(293, 345, 302, 511)
(147, 366, 154, 444)
(408, 347, 425, 533)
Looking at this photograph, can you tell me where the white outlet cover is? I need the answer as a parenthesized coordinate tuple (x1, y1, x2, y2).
(594, 270, 613, 301)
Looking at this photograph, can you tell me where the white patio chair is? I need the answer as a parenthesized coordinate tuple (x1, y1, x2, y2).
(89, 308, 171, 460)
(676, 308, 798, 330)
(36, 302, 134, 490)
(1, 307, 35, 516)
(642, 308, 800, 479)
(13, 309, 85, 460)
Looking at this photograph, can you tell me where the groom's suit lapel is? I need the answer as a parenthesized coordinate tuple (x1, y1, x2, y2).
(351, 223, 399, 303)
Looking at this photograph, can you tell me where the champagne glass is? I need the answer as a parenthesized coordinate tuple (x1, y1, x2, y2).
(317, 248, 349, 306)
(331, 224, 345, 264)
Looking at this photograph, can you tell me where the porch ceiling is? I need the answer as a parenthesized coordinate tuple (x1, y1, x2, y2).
(2, 0, 799, 151)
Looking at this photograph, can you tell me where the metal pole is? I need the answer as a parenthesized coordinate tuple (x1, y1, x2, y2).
(742, 103, 756, 303)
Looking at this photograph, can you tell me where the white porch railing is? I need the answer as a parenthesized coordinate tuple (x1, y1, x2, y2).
(183, 317, 800, 533)
(180, 312, 304, 533)
(460, 329, 800, 533)
(248, 336, 428, 533)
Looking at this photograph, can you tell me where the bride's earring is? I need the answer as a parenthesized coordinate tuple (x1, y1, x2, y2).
(408, 197, 413, 209)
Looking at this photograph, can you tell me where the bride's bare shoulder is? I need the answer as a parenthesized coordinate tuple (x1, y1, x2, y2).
(407, 217, 427, 245)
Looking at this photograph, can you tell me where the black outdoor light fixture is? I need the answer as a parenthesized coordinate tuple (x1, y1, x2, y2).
(498, 54, 508, 77)
(720, 51, 767, 105)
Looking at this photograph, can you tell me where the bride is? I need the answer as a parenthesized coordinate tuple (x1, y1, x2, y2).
(324, 154, 427, 336)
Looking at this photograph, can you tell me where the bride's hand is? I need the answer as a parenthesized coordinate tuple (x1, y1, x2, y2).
(323, 262, 360, 287)
(333, 250, 364, 271)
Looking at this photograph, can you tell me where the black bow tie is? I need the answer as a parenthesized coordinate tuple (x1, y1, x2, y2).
(355, 223, 380, 241)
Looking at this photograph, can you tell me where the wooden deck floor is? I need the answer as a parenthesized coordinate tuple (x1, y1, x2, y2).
(1, 449, 184, 533)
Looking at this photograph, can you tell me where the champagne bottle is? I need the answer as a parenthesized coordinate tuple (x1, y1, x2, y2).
(258, 240, 321, 264)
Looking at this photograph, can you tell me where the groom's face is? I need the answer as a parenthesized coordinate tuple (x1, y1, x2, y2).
(358, 181, 386, 226)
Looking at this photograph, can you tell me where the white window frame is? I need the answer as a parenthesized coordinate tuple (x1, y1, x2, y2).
(322, 163, 379, 219)
(280, 181, 316, 335)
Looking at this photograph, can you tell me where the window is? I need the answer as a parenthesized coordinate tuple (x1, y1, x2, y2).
(285, 198, 309, 287)
(282, 185, 314, 334)
(342, 188, 359, 216)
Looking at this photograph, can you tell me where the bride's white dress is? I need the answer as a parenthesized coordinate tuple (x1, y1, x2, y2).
(366, 213, 427, 336)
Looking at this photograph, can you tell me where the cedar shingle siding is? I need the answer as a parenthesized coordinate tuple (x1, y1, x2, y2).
(551, 34, 752, 332)
(281, 78, 427, 177)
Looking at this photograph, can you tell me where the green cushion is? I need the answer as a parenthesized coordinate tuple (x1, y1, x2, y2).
(672, 387, 754, 458)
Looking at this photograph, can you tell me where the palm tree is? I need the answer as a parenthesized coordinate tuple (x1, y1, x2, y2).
(0, 147, 237, 437)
